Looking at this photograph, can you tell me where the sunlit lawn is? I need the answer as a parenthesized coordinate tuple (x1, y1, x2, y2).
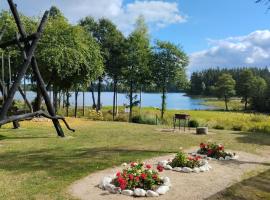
(0, 118, 269, 199)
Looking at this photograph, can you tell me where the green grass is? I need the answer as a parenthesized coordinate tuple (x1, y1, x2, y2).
(201, 98, 245, 111)
(207, 169, 270, 200)
(0, 118, 270, 199)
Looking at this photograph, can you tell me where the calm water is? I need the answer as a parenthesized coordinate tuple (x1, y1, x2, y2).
(14, 91, 211, 110)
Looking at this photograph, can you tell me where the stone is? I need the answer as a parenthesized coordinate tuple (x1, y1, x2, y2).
(162, 177, 171, 186)
(225, 156, 231, 160)
(201, 160, 208, 165)
(146, 190, 159, 197)
(156, 186, 170, 195)
(232, 155, 239, 160)
(134, 188, 146, 197)
(172, 167, 182, 172)
(196, 127, 208, 135)
(182, 167, 193, 173)
(219, 157, 225, 161)
(105, 184, 116, 193)
(208, 165, 212, 170)
(199, 166, 207, 172)
(122, 190, 134, 196)
(164, 165, 173, 170)
(158, 160, 169, 168)
(193, 167, 200, 173)
(99, 176, 112, 189)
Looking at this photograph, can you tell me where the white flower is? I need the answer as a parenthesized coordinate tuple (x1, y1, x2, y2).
(122, 163, 127, 167)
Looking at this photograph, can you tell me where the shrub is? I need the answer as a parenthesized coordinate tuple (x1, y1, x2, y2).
(197, 142, 234, 159)
(112, 162, 163, 190)
(213, 125, 224, 130)
(232, 125, 243, 131)
(169, 151, 203, 168)
(131, 115, 157, 125)
(188, 119, 199, 128)
(248, 125, 270, 134)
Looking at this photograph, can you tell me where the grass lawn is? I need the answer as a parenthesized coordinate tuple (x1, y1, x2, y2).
(0, 118, 269, 199)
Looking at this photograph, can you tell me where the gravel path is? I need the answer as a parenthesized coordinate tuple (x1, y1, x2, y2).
(69, 150, 270, 200)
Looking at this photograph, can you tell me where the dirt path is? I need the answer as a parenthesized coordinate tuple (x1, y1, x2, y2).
(69, 150, 270, 200)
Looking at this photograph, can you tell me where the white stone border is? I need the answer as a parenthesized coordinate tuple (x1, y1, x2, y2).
(98, 175, 171, 197)
(191, 152, 239, 161)
(158, 159, 212, 173)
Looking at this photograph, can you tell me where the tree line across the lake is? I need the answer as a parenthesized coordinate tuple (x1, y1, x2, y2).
(188, 67, 270, 112)
(0, 6, 188, 120)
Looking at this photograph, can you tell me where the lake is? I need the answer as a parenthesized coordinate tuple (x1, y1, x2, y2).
(14, 91, 211, 110)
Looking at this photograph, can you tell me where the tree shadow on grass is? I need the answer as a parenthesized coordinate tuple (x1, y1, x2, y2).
(0, 134, 52, 140)
(231, 131, 270, 146)
(206, 169, 270, 200)
(0, 147, 173, 177)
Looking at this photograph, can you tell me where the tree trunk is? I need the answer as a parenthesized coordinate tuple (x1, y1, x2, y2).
(161, 87, 166, 120)
(58, 91, 61, 109)
(129, 81, 133, 122)
(74, 90, 78, 118)
(139, 85, 142, 115)
(53, 84, 58, 113)
(97, 77, 102, 111)
(225, 95, 228, 111)
(33, 87, 42, 112)
(90, 82, 96, 110)
(62, 91, 65, 109)
(244, 96, 248, 110)
(112, 80, 117, 121)
(66, 90, 69, 117)
(116, 90, 118, 116)
(82, 91, 85, 116)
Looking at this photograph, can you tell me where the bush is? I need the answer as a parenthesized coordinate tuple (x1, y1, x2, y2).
(248, 125, 270, 134)
(213, 125, 224, 130)
(188, 119, 199, 128)
(131, 115, 157, 125)
(169, 151, 203, 168)
(232, 125, 243, 131)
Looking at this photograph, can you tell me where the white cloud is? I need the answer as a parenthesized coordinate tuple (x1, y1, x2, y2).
(189, 30, 270, 72)
(2, 0, 186, 34)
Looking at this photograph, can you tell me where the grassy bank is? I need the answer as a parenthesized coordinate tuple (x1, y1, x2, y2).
(58, 106, 270, 134)
(0, 118, 269, 199)
(201, 98, 245, 111)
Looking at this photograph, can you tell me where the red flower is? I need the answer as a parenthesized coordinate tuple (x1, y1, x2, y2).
(120, 182, 127, 190)
(219, 146, 224, 151)
(152, 174, 158, 180)
(135, 176, 140, 182)
(188, 156, 194, 161)
(146, 164, 152, 169)
(207, 149, 213, 156)
(157, 165, 164, 172)
(200, 143, 205, 148)
(130, 162, 137, 167)
(116, 172, 121, 177)
(140, 173, 147, 180)
(129, 174, 134, 180)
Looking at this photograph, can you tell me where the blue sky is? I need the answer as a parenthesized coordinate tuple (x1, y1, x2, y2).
(1, 0, 270, 72)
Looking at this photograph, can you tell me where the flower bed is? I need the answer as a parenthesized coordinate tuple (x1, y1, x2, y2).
(98, 162, 171, 197)
(158, 151, 212, 173)
(196, 142, 238, 160)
